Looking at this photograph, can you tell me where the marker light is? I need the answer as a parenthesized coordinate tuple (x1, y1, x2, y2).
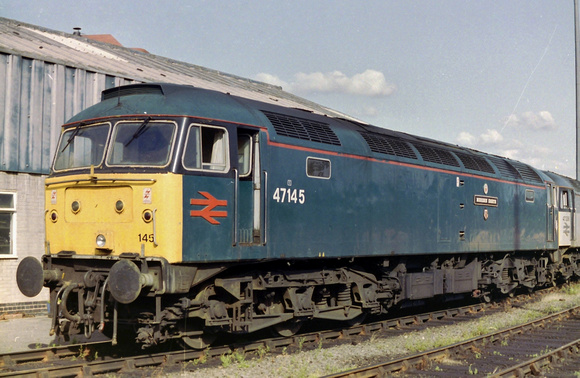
(71, 200, 80, 213)
(142, 210, 153, 223)
(96, 234, 107, 248)
(115, 200, 124, 213)
(50, 211, 58, 223)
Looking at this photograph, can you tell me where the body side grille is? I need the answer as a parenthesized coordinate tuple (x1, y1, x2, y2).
(262, 111, 341, 146)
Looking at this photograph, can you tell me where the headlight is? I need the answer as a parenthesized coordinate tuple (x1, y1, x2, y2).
(96, 234, 107, 248)
(115, 200, 124, 213)
(71, 200, 81, 213)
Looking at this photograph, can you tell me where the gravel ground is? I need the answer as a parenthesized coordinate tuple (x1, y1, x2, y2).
(157, 284, 580, 378)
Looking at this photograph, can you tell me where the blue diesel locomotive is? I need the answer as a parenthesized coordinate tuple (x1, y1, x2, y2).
(16, 83, 580, 348)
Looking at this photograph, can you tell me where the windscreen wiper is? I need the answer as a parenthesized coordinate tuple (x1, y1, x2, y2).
(60, 122, 85, 152)
(125, 117, 152, 147)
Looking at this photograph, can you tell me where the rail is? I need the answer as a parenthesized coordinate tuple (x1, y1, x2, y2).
(323, 304, 580, 378)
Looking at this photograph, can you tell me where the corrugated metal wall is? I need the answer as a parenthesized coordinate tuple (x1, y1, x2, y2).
(0, 52, 137, 174)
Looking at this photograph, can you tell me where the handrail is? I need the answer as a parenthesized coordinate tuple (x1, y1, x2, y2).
(46, 177, 157, 186)
(233, 168, 239, 246)
(152, 209, 158, 247)
(263, 170, 268, 246)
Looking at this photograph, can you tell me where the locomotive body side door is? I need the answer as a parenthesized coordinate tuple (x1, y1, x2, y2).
(235, 130, 264, 246)
(546, 182, 555, 242)
(182, 123, 236, 262)
(558, 187, 574, 247)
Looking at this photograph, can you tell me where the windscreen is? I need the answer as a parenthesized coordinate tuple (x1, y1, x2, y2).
(53, 123, 110, 171)
(107, 121, 176, 166)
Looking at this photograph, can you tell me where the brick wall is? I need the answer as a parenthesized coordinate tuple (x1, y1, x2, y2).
(0, 301, 48, 316)
(0, 172, 49, 313)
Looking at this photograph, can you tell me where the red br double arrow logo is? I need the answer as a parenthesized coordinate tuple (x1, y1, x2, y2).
(190, 191, 228, 225)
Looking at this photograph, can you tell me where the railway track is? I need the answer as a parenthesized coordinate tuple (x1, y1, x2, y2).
(324, 304, 580, 377)
(0, 287, 564, 377)
(494, 337, 580, 377)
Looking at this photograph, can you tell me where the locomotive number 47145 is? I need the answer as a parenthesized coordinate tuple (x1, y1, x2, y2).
(273, 187, 305, 204)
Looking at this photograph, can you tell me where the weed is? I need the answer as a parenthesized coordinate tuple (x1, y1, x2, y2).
(288, 356, 310, 378)
(564, 284, 580, 296)
(256, 344, 270, 359)
(190, 349, 209, 366)
(220, 349, 248, 368)
(233, 349, 248, 367)
(469, 321, 496, 338)
(540, 345, 552, 355)
(220, 352, 233, 368)
(297, 336, 306, 351)
(468, 364, 478, 375)
(73, 345, 88, 361)
(542, 304, 560, 314)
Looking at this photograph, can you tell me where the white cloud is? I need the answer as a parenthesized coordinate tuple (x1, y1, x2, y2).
(479, 129, 503, 145)
(255, 69, 396, 97)
(456, 131, 476, 146)
(456, 129, 503, 146)
(500, 149, 520, 160)
(254, 73, 288, 89)
(502, 111, 557, 131)
(353, 105, 379, 117)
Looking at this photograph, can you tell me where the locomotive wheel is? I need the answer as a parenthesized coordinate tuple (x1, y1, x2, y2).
(345, 312, 367, 326)
(180, 333, 217, 350)
(272, 319, 302, 337)
(177, 319, 217, 350)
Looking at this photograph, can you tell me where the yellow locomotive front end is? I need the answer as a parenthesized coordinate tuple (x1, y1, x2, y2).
(45, 172, 182, 263)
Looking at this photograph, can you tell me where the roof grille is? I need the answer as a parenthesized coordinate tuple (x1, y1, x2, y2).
(454, 152, 496, 174)
(487, 156, 522, 181)
(262, 111, 341, 146)
(510, 161, 544, 184)
(359, 132, 417, 159)
(412, 144, 460, 167)
(102, 84, 164, 101)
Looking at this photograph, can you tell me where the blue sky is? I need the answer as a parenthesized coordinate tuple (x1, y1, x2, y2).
(1, 0, 576, 177)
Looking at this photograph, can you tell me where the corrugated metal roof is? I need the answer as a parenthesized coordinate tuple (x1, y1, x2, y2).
(0, 17, 359, 174)
(0, 17, 352, 118)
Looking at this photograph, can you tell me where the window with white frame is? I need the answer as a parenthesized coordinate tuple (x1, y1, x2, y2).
(306, 157, 331, 179)
(0, 193, 15, 255)
(182, 124, 229, 172)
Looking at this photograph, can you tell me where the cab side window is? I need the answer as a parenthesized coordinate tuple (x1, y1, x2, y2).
(238, 134, 252, 177)
(183, 124, 229, 172)
(561, 189, 570, 209)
